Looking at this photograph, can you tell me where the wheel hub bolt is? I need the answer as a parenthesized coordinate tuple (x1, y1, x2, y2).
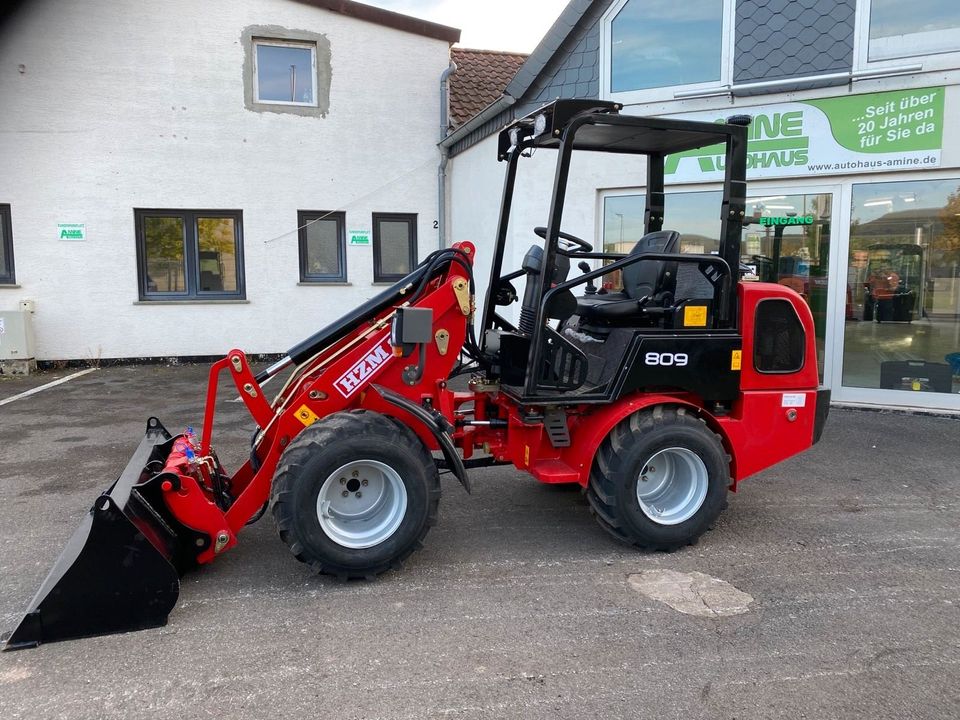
(641, 476, 648, 482)
(352, 470, 359, 478)
(339, 478, 346, 485)
(341, 490, 349, 497)
(361, 479, 368, 486)
(355, 492, 362, 498)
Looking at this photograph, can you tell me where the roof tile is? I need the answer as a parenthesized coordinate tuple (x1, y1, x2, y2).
(448, 48, 528, 128)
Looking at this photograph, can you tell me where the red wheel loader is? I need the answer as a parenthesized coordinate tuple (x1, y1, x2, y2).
(3, 100, 829, 650)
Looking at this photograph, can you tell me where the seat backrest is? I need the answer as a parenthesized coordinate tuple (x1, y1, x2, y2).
(621, 230, 681, 301)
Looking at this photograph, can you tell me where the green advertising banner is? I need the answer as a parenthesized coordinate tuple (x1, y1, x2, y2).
(666, 86, 945, 182)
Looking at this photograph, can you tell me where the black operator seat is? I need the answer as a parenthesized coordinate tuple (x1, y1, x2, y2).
(576, 230, 680, 326)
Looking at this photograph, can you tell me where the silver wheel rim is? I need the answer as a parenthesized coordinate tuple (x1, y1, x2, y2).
(635, 447, 708, 526)
(316, 460, 408, 549)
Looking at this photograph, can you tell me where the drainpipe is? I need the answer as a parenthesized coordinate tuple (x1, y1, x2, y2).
(438, 60, 457, 249)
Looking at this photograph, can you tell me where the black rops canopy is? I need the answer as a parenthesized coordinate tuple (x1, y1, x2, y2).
(497, 99, 736, 160)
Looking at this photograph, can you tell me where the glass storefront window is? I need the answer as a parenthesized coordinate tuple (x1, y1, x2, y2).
(602, 189, 833, 381)
(843, 178, 960, 395)
(601, 191, 721, 290)
(742, 193, 833, 381)
(667, 191, 722, 254)
(602, 191, 722, 254)
(602, 194, 644, 292)
(603, 194, 646, 255)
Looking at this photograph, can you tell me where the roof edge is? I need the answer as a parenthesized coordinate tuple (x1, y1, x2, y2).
(452, 47, 530, 57)
(295, 0, 461, 44)
(441, 94, 515, 149)
(504, 0, 596, 98)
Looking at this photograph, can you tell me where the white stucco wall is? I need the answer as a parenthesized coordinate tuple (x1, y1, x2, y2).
(0, 0, 451, 359)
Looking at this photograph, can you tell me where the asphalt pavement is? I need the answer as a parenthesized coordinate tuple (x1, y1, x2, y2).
(0, 365, 958, 719)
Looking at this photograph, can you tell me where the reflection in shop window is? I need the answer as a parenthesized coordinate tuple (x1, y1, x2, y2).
(603, 195, 645, 255)
(843, 179, 960, 394)
(143, 217, 186, 293)
(608, 0, 726, 93)
(603, 192, 722, 254)
(601, 191, 721, 291)
(197, 218, 238, 293)
(667, 191, 722, 255)
(742, 193, 832, 381)
(867, 0, 960, 62)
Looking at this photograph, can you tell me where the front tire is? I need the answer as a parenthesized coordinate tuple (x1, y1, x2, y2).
(586, 405, 729, 551)
(271, 410, 440, 578)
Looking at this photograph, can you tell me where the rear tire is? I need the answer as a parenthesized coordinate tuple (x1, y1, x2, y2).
(586, 405, 729, 551)
(271, 410, 440, 578)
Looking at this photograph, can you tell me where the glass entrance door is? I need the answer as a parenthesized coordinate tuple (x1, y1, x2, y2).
(741, 190, 835, 381)
(837, 177, 960, 409)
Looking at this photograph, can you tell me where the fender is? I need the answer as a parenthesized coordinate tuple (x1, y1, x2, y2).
(560, 393, 738, 487)
(368, 384, 471, 493)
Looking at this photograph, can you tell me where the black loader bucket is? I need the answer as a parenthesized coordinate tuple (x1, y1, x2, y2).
(3, 418, 204, 651)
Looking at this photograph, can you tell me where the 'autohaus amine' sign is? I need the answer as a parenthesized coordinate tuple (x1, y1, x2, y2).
(665, 86, 945, 183)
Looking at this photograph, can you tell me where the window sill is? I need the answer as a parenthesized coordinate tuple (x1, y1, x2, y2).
(672, 63, 926, 99)
(372, 281, 405, 286)
(297, 281, 352, 286)
(134, 299, 250, 305)
(0, 283, 21, 289)
(254, 101, 320, 109)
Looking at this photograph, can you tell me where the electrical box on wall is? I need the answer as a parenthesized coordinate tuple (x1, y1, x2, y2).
(0, 310, 37, 374)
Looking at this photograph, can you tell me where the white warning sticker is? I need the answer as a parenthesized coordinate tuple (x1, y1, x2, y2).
(781, 393, 807, 408)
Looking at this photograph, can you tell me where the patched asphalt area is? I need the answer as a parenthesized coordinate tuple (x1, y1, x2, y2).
(0, 365, 958, 719)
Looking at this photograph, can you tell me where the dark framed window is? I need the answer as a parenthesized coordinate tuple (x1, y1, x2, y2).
(373, 213, 417, 283)
(135, 209, 245, 300)
(754, 299, 806, 374)
(298, 211, 346, 282)
(0, 205, 14, 284)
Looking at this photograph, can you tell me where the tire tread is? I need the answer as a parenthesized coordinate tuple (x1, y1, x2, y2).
(587, 405, 728, 551)
(271, 410, 440, 579)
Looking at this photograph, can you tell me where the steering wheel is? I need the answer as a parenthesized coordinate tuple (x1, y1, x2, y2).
(533, 226, 593, 254)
